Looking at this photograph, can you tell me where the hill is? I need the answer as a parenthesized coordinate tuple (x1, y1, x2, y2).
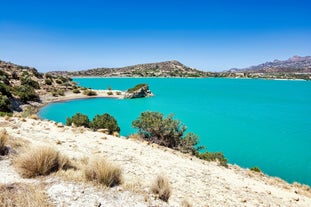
(0, 60, 76, 113)
(1, 117, 311, 206)
(47, 60, 209, 77)
(228, 56, 311, 73)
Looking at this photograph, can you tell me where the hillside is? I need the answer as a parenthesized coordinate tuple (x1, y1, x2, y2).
(1, 117, 311, 207)
(0, 60, 76, 113)
(47, 60, 209, 77)
(228, 56, 311, 73)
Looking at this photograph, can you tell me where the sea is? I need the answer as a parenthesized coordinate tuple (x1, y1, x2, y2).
(39, 78, 311, 186)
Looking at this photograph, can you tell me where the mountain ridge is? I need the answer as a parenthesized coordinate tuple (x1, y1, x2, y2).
(228, 56, 311, 73)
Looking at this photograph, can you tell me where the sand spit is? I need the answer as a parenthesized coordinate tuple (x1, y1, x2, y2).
(1, 117, 311, 207)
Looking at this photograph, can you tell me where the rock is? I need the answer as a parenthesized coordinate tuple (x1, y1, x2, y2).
(57, 122, 64, 128)
(97, 129, 109, 134)
(124, 84, 153, 99)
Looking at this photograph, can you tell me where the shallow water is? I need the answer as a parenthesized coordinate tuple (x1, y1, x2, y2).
(39, 78, 311, 186)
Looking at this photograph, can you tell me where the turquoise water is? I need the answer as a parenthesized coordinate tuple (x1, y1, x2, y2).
(39, 78, 311, 186)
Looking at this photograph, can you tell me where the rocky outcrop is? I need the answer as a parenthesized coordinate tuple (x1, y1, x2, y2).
(124, 84, 153, 99)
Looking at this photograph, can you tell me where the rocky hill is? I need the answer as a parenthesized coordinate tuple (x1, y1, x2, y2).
(228, 56, 311, 73)
(48, 60, 209, 77)
(0, 60, 76, 113)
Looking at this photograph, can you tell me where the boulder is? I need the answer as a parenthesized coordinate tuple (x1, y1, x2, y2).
(124, 84, 153, 99)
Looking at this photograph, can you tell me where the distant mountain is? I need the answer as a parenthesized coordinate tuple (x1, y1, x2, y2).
(47, 60, 208, 77)
(228, 56, 311, 73)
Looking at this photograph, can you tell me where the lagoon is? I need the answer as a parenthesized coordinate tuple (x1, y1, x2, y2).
(39, 78, 311, 186)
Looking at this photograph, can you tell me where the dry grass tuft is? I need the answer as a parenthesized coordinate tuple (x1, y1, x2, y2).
(0, 183, 52, 207)
(151, 175, 172, 202)
(14, 146, 73, 178)
(0, 129, 9, 156)
(84, 157, 122, 187)
(181, 199, 193, 207)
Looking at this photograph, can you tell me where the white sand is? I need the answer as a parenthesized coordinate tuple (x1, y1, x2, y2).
(1, 117, 311, 206)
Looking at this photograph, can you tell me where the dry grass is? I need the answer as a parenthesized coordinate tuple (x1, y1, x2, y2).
(0, 129, 9, 156)
(84, 157, 122, 187)
(0, 183, 53, 207)
(151, 175, 172, 202)
(14, 146, 72, 178)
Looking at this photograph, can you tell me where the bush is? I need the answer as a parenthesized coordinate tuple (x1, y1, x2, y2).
(14, 147, 71, 178)
(44, 79, 52, 85)
(250, 166, 261, 173)
(84, 158, 122, 187)
(90, 113, 120, 134)
(21, 76, 40, 89)
(72, 89, 80, 93)
(116, 91, 121, 95)
(198, 151, 228, 167)
(0, 95, 11, 112)
(107, 91, 113, 95)
(0, 183, 52, 207)
(55, 79, 63, 84)
(0, 82, 12, 97)
(66, 113, 90, 127)
(83, 89, 97, 96)
(151, 175, 171, 202)
(132, 111, 200, 154)
(0, 129, 9, 156)
(14, 85, 39, 103)
(127, 83, 147, 93)
(57, 89, 65, 96)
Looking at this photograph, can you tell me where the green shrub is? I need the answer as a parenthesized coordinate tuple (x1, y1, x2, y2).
(14, 85, 39, 103)
(0, 83, 12, 97)
(132, 111, 201, 154)
(107, 91, 113, 95)
(250, 166, 261, 173)
(116, 91, 121, 95)
(83, 89, 97, 96)
(90, 113, 120, 134)
(198, 151, 228, 167)
(127, 83, 147, 93)
(55, 79, 62, 84)
(72, 89, 80, 94)
(57, 89, 64, 96)
(21, 76, 40, 89)
(0, 95, 11, 112)
(107, 86, 112, 90)
(66, 113, 90, 127)
(44, 79, 52, 85)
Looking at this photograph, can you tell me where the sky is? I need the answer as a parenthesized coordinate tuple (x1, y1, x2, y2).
(0, 0, 311, 72)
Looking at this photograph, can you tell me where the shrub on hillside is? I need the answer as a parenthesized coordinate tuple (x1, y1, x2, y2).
(107, 91, 113, 95)
(66, 113, 90, 127)
(84, 158, 122, 187)
(90, 113, 120, 134)
(44, 78, 52, 85)
(132, 111, 201, 154)
(14, 85, 39, 103)
(0, 129, 9, 156)
(198, 151, 228, 167)
(0, 95, 11, 112)
(14, 147, 71, 178)
(250, 166, 261, 173)
(21, 76, 40, 89)
(150, 175, 171, 202)
(0, 83, 12, 97)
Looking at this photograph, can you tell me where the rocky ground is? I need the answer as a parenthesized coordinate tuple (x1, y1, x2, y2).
(1, 117, 311, 207)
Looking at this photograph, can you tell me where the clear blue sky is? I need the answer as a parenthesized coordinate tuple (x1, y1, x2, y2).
(1, 0, 311, 72)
